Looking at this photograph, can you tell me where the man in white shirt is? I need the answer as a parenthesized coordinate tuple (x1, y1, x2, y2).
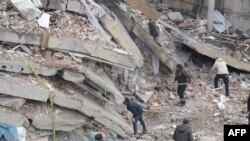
(212, 58, 229, 96)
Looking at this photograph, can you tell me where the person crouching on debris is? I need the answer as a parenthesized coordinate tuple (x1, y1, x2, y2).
(173, 118, 193, 141)
(212, 58, 229, 96)
(124, 97, 147, 135)
(248, 93, 250, 125)
(174, 64, 191, 106)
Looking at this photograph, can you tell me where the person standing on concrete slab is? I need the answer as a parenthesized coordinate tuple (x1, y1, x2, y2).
(248, 93, 250, 125)
(174, 64, 191, 106)
(212, 58, 229, 96)
(173, 118, 193, 141)
(124, 97, 147, 135)
(148, 20, 159, 39)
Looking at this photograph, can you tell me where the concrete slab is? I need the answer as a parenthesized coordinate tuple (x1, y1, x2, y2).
(0, 95, 26, 110)
(167, 12, 184, 22)
(62, 70, 85, 82)
(47, 0, 67, 11)
(100, 12, 144, 68)
(0, 109, 29, 127)
(79, 66, 124, 105)
(67, 0, 86, 14)
(53, 91, 132, 137)
(0, 59, 58, 76)
(124, 0, 160, 20)
(32, 108, 88, 131)
(0, 76, 49, 102)
(0, 30, 136, 69)
(10, 0, 42, 21)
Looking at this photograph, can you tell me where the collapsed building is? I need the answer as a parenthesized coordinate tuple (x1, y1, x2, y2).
(0, 0, 250, 141)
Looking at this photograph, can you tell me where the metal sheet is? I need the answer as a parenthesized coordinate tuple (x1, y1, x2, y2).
(213, 10, 231, 33)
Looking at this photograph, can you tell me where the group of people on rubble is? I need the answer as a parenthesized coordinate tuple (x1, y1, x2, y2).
(122, 57, 250, 141)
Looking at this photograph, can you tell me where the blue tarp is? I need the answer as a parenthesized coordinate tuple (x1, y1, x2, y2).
(0, 123, 18, 141)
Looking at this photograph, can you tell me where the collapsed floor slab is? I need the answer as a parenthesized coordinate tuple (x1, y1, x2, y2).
(79, 66, 125, 105)
(0, 30, 136, 69)
(160, 21, 250, 72)
(0, 74, 132, 137)
(0, 108, 29, 127)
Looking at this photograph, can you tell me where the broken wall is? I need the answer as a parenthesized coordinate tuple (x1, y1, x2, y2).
(164, 0, 250, 33)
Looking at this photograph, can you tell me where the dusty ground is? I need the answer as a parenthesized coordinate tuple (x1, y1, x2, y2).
(129, 55, 249, 141)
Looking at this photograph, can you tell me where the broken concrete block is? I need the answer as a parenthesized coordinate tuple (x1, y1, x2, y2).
(234, 51, 242, 60)
(135, 91, 154, 103)
(0, 2, 8, 10)
(32, 108, 88, 131)
(10, 0, 42, 21)
(167, 12, 184, 22)
(47, 0, 67, 11)
(124, 0, 160, 20)
(198, 26, 207, 34)
(0, 95, 26, 110)
(0, 109, 29, 127)
(0, 76, 49, 102)
(62, 70, 85, 83)
(79, 66, 124, 105)
(100, 12, 144, 68)
(200, 136, 216, 141)
(67, 0, 86, 14)
(0, 30, 42, 46)
(0, 59, 58, 76)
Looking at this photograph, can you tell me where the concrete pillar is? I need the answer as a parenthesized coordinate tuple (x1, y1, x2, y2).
(207, 0, 215, 32)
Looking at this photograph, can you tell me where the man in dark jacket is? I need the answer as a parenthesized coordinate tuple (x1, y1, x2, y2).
(148, 20, 159, 39)
(248, 94, 250, 125)
(174, 64, 191, 106)
(124, 97, 147, 135)
(173, 118, 193, 141)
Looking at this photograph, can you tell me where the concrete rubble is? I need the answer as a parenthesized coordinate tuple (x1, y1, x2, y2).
(0, 0, 250, 141)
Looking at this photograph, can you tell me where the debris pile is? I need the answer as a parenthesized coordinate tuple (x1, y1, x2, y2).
(0, 0, 250, 141)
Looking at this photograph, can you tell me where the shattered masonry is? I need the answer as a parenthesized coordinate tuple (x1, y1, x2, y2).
(0, 0, 250, 141)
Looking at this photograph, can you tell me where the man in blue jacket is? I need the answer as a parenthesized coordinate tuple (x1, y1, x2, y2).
(124, 97, 147, 135)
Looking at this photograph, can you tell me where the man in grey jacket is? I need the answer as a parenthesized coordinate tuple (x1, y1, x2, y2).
(212, 58, 229, 96)
(173, 118, 193, 141)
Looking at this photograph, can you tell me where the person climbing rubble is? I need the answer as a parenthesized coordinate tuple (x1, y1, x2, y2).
(123, 97, 147, 135)
(173, 118, 193, 141)
(174, 64, 191, 106)
(212, 58, 229, 96)
(148, 20, 159, 39)
(248, 93, 250, 125)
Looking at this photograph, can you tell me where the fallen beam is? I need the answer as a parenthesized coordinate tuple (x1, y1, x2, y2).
(100, 12, 144, 68)
(102, 3, 175, 72)
(0, 30, 136, 69)
(160, 21, 250, 72)
(0, 59, 58, 76)
(132, 24, 176, 72)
